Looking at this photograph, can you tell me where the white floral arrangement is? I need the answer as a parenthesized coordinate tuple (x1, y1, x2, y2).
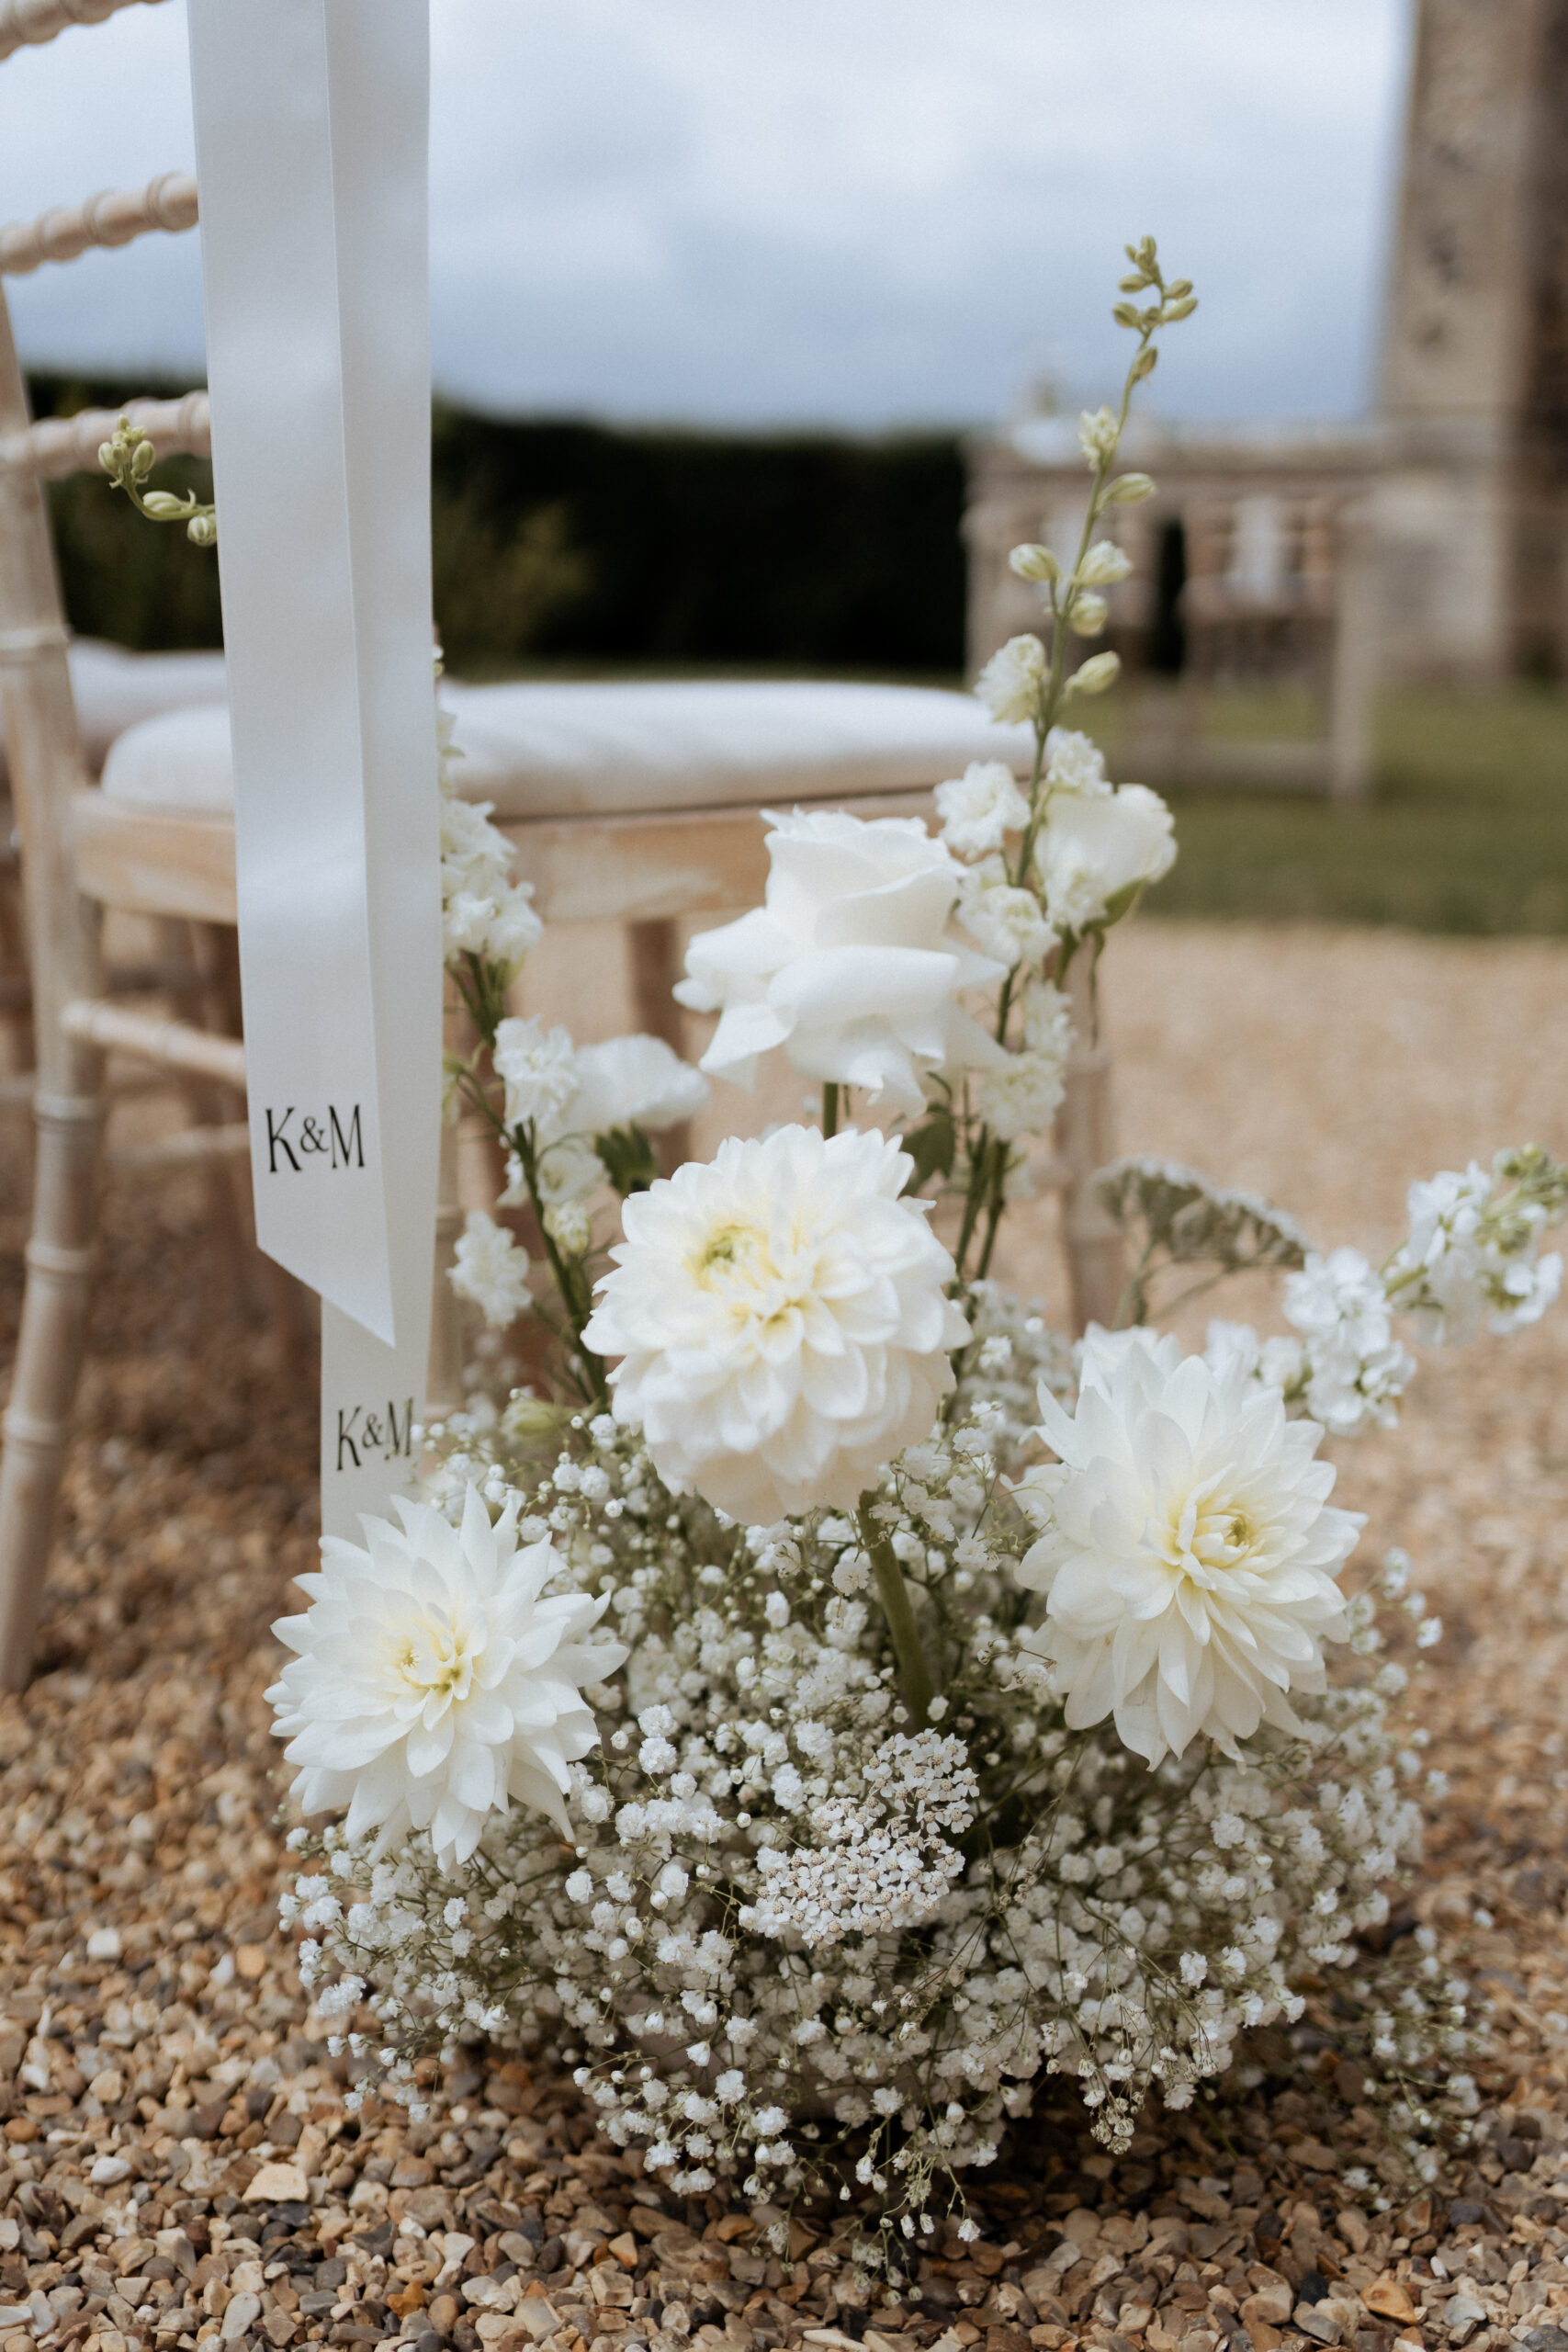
(271, 243, 1566, 2255)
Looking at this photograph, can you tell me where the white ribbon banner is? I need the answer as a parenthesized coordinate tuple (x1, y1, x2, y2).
(187, 0, 441, 1536)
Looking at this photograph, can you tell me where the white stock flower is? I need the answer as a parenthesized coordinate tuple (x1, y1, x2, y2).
(535, 1133, 604, 1206)
(676, 809, 1006, 1114)
(933, 761, 1029, 858)
(1283, 1248, 1416, 1436)
(1016, 1328, 1360, 1765)
(450, 1211, 532, 1330)
(975, 634, 1048, 725)
(1036, 782, 1175, 933)
(975, 979, 1072, 1141)
(1020, 975, 1074, 1058)
(268, 1488, 628, 1867)
(439, 790, 541, 978)
(1392, 1162, 1563, 1342)
(581, 1124, 969, 1522)
(493, 1017, 581, 1136)
(974, 1046, 1066, 1142)
(1043, 728, 1111, 797)
(958, 862, 1055, 971)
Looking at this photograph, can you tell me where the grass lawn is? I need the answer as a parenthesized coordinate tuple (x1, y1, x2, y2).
(1136, 684, 1568, 935)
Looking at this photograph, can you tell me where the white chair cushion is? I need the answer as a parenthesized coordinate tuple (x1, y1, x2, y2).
(0, 639, 227, 792)
(99, 679, 1032, 820)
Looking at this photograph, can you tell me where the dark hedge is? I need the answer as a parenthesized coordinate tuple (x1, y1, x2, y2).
(27, 375, 966, 677)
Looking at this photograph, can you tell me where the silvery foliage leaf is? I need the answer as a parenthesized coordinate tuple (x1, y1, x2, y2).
(1096, 1154, 1312, 1325)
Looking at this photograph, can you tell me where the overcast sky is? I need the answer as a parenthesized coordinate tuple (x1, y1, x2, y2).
(0, 0, 1411, 431)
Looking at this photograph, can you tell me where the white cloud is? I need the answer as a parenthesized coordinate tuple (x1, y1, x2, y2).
(0, 0, 1410, 426)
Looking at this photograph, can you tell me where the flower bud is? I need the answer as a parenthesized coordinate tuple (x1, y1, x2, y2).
(140, 491, 185, 517)
(1105, 472, 1156, 505)
(1009, 543, 1059, 582)
(1067, 590, 1109, 638)
(1064, 651, 1121, 697)
(1162, 294, 1198, 322)
(97, 441, 118, 475)
(131, 437, 156, 479)
(1077, 407, 1119, 467)
(1112, 300, 1145, 331)
(1077, 538, 1134, 586)
(1132, 345, 1159, 381)
(545, 1199, 592, 1257)
(500, 1392, 569, 1442)
(186, 513, 218, 548)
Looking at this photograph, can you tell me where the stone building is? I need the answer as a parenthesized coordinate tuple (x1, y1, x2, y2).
(964, 0, 1568, 754)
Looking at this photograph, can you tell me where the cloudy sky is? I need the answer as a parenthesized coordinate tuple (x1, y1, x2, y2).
(0, 0, 1411, 431)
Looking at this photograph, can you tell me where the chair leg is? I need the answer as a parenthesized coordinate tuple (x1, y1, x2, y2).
(627, 917, 690, 1172)
(1057, 954, 1123, 1338)
(0, 1078, 103, 1688)
(426, 1115, 463, 1422)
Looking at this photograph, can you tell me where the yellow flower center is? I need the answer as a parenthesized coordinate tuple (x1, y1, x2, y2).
(1159, 1479, 1263, 1586)
(386, 1609, 475, 1706)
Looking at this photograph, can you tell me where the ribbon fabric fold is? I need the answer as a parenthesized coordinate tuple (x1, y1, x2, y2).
(187, 0, 441, 1535)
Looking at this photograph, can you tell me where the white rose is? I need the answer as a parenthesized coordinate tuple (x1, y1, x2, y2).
(1036, 782, 1175, 933)
(676, 808, 1006, 1114)
(565, 1033, 709, 1137)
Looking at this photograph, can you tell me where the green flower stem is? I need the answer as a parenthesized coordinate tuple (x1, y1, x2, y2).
(859, 1502, 935, 1730)
(822, 1081, 840, 1140)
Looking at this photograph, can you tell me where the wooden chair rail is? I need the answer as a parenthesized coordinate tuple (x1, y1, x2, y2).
(106, 1119, 249, 1171)
(0, 0, 163, 60)
(1, 389, 209, 481)
(61, 995, 246, 1091)
(0, 170, 196, 277)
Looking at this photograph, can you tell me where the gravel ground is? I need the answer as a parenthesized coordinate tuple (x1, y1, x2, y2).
(2, 920, 1568, 2352)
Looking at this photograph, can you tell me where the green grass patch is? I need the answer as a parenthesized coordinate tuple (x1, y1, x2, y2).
(1139, 686, 1568, 935)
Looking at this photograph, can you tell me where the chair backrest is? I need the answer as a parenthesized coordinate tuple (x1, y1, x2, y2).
(0, 0, 207, 1091)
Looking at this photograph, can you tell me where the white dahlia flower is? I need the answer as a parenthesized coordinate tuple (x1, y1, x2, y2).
(581, 1124, 970, 1523)
(1036, 780, 1175, 933)
(1015, 1328, 1360, 1766)
(676, 808, 1005, 1114)
(268, 1489, 626, 1867)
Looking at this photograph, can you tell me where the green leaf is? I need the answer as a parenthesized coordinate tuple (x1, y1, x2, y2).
(899, 1111, 956, 1194)
(595, 1123, 661, 1196)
